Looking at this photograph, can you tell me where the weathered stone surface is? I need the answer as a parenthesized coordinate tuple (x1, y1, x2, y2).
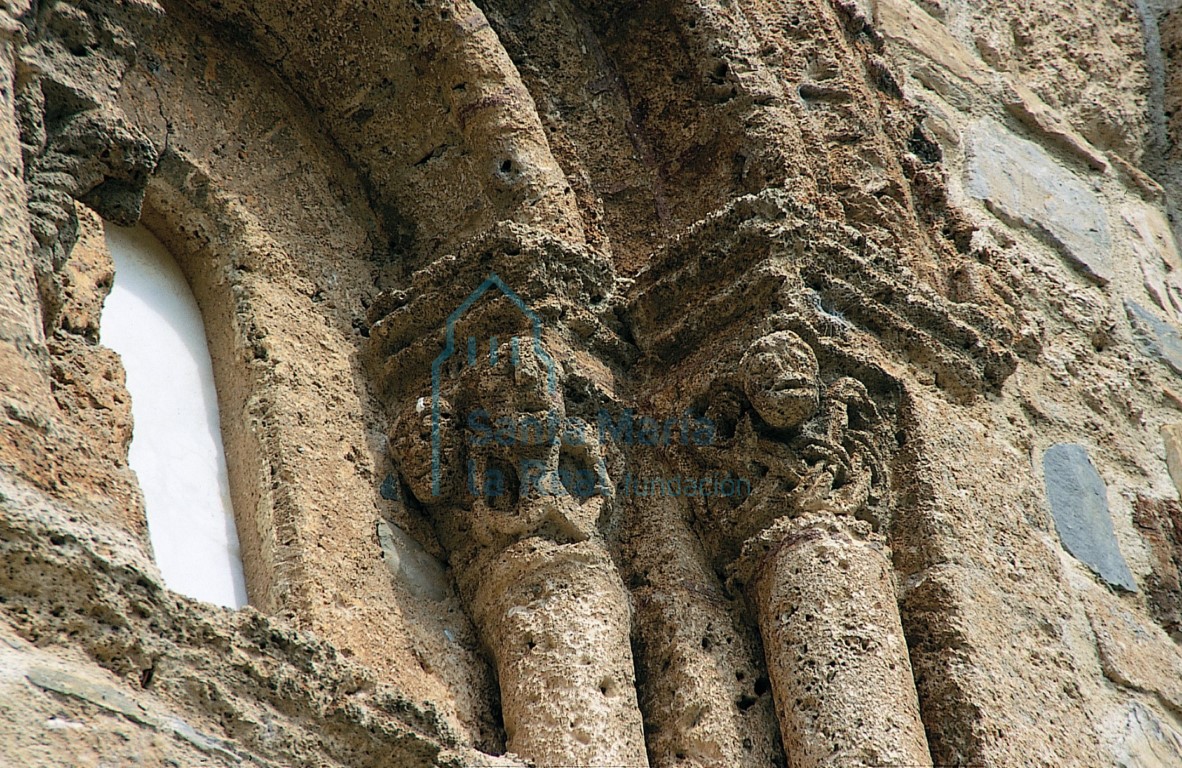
(57, 206, 112, 339)
(1127, 300, 1182, 376)
(624, 476, 783, 768)
(1123, 204, 1182, 272)
(1086, 590, 1182, 716)
(1158, 5, 1182, 222)
(26, 666, 151, 725)
(3, 0, 1182, 767)
(999, 79, 1109, 173)
(162, 716, 245, 763)
(877, 0, 992, 89)
(25, 662, 246, 761)
(1132, 495, 1182, 640)
(1043, 444, 1137, 592)
(1163, 424, 1182, 496)
(181, 0, 586, 264)
(748, 515, 931, 768)
(0, 473, 507, 768)
(377, 519, 448, 603)
(471, 540, 648, 768)
(966, 119, 1113, 284)
(1124, 204, 1182, 318)
(1103, 702, 1182, 768)
(0, 8, 58, 492)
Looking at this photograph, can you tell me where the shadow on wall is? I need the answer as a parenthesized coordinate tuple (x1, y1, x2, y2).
(100, 222, 247, 609)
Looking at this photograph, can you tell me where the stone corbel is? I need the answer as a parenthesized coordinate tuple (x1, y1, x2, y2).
(374, 231, 648, 768)
(701, 325, 933, 768)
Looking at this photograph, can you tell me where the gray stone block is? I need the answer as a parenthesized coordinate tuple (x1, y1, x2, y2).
(26, 666, 151, 724)
(966, 119, 1112, 284)
(1043, 443, 1137, 592)
(1107, 702, 1182, 768)
(1126, 299, 1182, 377)
(377, 519, 449, 602)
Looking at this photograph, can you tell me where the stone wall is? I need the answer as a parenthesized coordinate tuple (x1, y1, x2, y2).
(3, 0, 1182, 766)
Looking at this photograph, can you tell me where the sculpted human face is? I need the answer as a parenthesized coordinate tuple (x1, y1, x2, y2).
(740, 330, 820, 430)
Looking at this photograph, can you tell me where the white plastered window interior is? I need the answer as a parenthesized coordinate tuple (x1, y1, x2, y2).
(100, 222, 247, 608)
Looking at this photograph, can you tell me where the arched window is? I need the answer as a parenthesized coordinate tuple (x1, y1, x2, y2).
(100, 223, 247, 608)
